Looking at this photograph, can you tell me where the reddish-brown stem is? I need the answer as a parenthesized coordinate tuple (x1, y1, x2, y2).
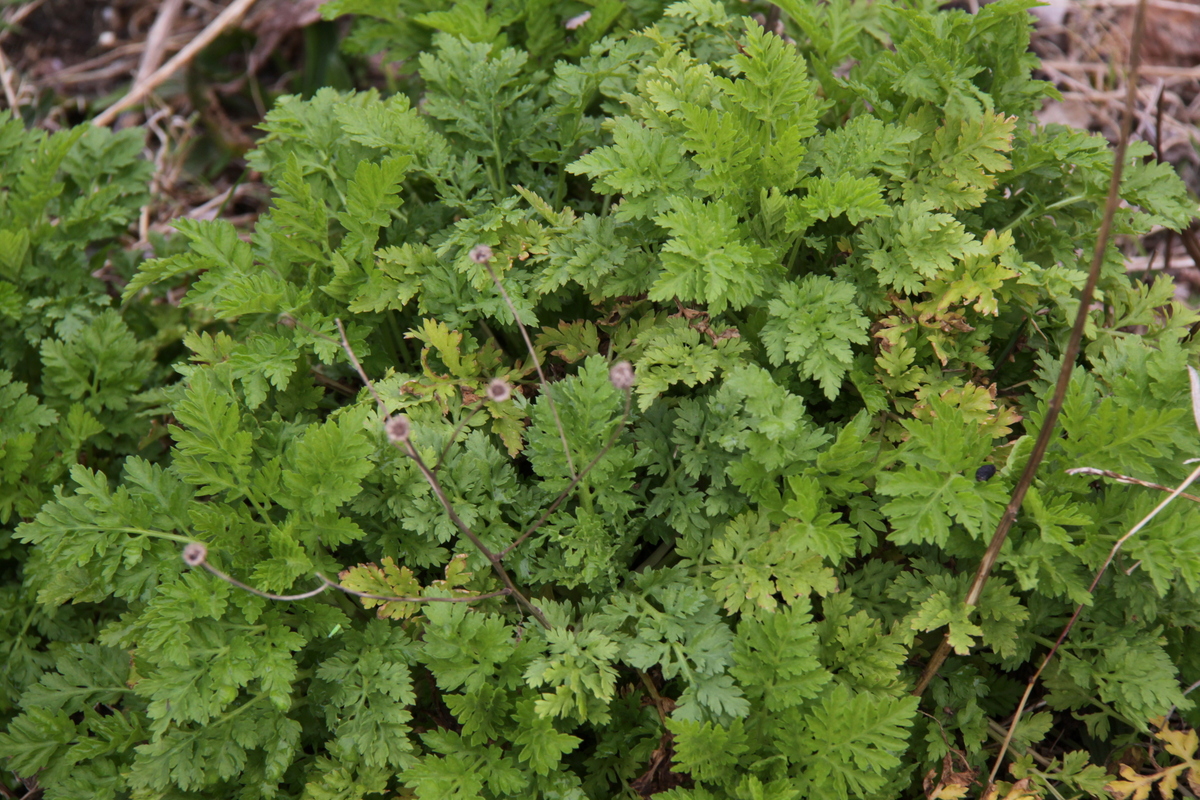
(481, 260, 578, 479)
(328, 317, 552, 628)
(985, 460, 1200, 792)
(913, 0, 1151, 699)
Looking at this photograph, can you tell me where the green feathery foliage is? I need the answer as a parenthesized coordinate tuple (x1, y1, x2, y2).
(3, 0, 1200, 798)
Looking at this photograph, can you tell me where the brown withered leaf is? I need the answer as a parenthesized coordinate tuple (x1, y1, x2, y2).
(629, 733, 691, 798)
(923, 752, 978, 799)
(670, 298, 741, 344)
(981, 777, 1042, 800)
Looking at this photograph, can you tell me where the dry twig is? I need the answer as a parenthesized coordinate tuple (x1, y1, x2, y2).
(988, 460, 1200, 786)
(914, 0, 1152, 703)
(0, 43, 18, 110)
(1068, 466, 1200, 503)
(49, 35, 194, 86)
(0, 0, 47, 44)
(135, 0, 186, 86)
(94, 0, 260, 127)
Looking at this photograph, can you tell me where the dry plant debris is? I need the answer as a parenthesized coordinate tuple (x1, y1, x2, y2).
(0, 0, 327, 253)
(1032, 0, 1200, 297)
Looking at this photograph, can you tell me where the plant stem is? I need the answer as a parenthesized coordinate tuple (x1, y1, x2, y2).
(913, 0, 1151, 701)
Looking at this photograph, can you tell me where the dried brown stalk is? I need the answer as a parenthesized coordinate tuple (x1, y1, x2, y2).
(987, 460, 1200, 789)
(94, 0, 260, 127)
(914, 0, 1152, 698)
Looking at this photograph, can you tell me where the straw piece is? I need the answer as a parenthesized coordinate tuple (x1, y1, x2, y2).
(93, 0, 259, 127)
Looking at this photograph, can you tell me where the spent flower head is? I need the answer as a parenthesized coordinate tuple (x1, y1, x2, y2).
(487, 377, 512, 403)
(469, 244, 494, 264)
(564, 10, 591, 28)
(385, 415, 412, 444)
(182, 542, 208, 566)
(609, 361, 635, 391)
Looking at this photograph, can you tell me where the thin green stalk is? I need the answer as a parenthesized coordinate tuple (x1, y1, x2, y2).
(1, 604, 38, 682)
(577, 479, 595, 515)
(1001, 195, 1087, 235)
(69, 525, 194, 545)
(386, 311, 414, 368)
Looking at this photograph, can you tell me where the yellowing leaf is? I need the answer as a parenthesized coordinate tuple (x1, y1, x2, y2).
(339, 557, 423, 620)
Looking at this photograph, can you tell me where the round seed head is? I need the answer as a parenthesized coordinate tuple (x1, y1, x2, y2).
(385, 415, 412, 443)
(277, 313, 296, 329)
(182, 542, 208, 566)
(609, 361, 635, 390)
(487, 377, 512, 403)
(469, 244, 493, 264)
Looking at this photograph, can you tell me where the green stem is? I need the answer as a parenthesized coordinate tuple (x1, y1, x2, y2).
(2, 604, 38, 679)
(321, 165, 349, 207)
(489, 109, 507, 196)
(633, 536, 676, 573)
(785, 234, 805, 274)
(377, 319, 402, 370)
(1002, 195, 1087, 234)
(553, 163, 567, 208)
(212, 691, 271, 728)
(154, 692, 272, 758)
(245, 494, 277, 529)
(69, 525, 195, 545)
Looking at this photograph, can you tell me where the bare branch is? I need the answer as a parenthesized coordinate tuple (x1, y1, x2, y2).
(985, 459, 1200, 790)
(914, 0, 1153, 701)
(93, 0, 260, 127)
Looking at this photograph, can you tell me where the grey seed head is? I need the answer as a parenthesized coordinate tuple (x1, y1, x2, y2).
(469, 244, 493, 264)
(385, 415, 412, 443)
(182, 542, 208, 566)
(609, 361, 635, 390)
(487, 377, 512, 403)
